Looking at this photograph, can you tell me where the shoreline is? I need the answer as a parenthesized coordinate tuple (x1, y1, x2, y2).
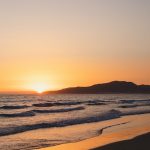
(39, 113, 150, 150)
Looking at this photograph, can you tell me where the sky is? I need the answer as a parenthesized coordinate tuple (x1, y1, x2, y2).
(0, 0, 150, 92)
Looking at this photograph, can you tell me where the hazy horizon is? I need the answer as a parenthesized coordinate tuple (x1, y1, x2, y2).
(0, 80, 149, 94)
(0, 0, 150, 92)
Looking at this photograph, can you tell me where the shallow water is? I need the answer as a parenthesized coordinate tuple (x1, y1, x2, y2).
(0, 94, 150, 149)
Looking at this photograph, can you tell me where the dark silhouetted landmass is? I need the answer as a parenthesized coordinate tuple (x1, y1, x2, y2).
(92, 132, 150, 150)
(45, 81, 150, 94)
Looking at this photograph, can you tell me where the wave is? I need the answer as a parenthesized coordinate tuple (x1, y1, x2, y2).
(32, 101, 82, 107)
(119, 99, 150, 104)
(118, 99, 150, 108)
(1, 108, 150, 136)
(119, 103, 150, 108)
(122, 110, 150, 116)
(0, 106, 85, 118)
(87, 102, 106, 106)
(33, 106, 85, 113)
(119, 105, 138, 108)
(32, 100, 108, 107)
(0, 109, 121, 136)
(33, 103, 54, 107)
(0, 111, 35, 117)
(0, 105, 29, 109)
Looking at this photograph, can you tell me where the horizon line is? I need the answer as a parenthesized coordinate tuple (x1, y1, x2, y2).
(0, 80, 149, 94)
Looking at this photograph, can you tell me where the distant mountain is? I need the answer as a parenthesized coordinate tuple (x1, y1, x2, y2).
(45, 81, 150, 94)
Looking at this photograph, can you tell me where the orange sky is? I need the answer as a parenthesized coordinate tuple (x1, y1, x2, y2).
(0, 0, 150, 92)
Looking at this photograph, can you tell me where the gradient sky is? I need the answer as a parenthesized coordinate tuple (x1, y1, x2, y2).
(0, 0, 150, 92)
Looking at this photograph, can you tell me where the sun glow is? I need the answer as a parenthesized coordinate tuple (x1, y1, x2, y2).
(30, 82, 50, 93)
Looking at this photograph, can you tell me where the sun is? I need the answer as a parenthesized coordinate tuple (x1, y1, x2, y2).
(31, 82, 50, 93)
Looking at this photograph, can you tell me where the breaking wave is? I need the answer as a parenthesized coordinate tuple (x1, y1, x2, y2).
(0, 109, 121, 136)
(0, 105, 29, 109)
(0, 106, 85, 118)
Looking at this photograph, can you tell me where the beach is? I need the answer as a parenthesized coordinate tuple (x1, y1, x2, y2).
(1, 94, 150, 150)
(39, 113, 150, 150)
(92, 132, 150, 150)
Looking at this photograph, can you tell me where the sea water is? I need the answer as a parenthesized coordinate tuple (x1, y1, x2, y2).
(0, 94, 150, 149)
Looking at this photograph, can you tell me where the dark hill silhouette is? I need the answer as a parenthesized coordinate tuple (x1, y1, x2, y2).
(45, 81, 150, 94)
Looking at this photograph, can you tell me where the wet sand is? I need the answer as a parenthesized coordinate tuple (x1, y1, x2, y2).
(92, 132, 150, 150)
(39, 113, 150, 150)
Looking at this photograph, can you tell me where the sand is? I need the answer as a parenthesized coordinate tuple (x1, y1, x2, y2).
(92, 132, 150, 150)
(39, 113, 150, 150)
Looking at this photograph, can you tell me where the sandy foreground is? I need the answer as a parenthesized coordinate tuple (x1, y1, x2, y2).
(92, 132, 150, 150)
(39, 113, 150, 150)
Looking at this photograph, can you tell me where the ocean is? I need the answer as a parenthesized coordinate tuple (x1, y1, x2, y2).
(0, 94, 150, 150)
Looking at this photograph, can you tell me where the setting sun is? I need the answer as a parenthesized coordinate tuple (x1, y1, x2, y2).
(30, 82, 50, 93)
